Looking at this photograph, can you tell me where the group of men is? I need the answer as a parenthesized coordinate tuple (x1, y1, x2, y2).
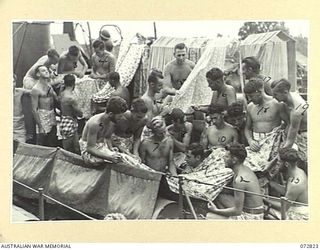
(13, 39, 308, 220)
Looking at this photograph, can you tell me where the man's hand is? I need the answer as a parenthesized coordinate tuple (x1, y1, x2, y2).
(248, 139, 261, 152)
(207, 201, 218, 212)
(90, 73, 98, 79)
(75, 71, 84, 78)
(109, 152, 122, 164)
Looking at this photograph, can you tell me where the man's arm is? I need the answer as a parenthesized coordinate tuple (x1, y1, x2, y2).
(226, 86, 237, 106)
(208, 181, 246, 217)
(244, 107, 260, 152)
(200, 127, 209, 149)
(141, 97, 154, 120)
(170, 123, 193, 152)
(162, 63, 177, 96)
(138, 140, 147, 164)
(168, 138, 177, 175)
(30, 89, 44, 133)
(133, 124, 145, 157)
(232, 128, 239, 143)
(284, 178, 304, 210)
(282, 112, 302, 148)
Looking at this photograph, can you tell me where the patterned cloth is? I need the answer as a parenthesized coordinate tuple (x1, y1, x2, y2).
(73, 76, 107, 119)
(60, 116, 78, 139)
(170, 39, 227, 112)
(36, 109, 56, 134)
(286, 205, 309, 220)
(111, 134, 134, 153)
(295, 132, 307, 162)
(79, 139, 112, 166)
(13, 115, 26, 142)
(244, 126, 284, 172)
(92, 83, 115, 103)
(230, 206, 264, 220)
(167, 148, 234, 201)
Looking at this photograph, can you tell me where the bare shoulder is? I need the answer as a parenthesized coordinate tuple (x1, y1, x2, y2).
(226, 84, 236, 93)
(186, 121, 193, 131)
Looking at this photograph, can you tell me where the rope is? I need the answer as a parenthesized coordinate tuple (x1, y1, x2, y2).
(13, 179, 97, 220)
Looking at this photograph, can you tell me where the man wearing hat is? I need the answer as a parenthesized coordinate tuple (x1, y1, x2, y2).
(99, 29, 114, 53)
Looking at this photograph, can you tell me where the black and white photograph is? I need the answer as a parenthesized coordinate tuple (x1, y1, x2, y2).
(12, 20, 309, 222)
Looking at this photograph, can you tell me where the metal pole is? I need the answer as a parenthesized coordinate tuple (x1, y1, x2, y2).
(280, 196, 288, 220)
(153, 22, 157, 40)
(184, 191, 197, 220)
(238, 43, 248, 108)
(38, 188, 45, 221)
(178, 177, 184, 219)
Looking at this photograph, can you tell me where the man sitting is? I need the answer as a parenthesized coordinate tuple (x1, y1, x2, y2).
(207, 142, 264, 220)
(109, 72, 130, 106)
(264, 147, 308, 220)
(79, 96, 127, 165)
(201, 104, 238, 149)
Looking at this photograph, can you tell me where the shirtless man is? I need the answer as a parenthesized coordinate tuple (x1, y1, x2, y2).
(194, 67, 236, 113)
(80, 96, 127, 165)
(166, 108, 193, 153)
(13, 75, 30, 143)
(139, 116, 176, 175)
(207, 142, 264, 220)
(142, 69, 169, 120)
(271, 79, 308, 162)
(57, 45, 88, 78)
(23, 48, 60, 90)
(201, 104, 238, 149)
(163, 43, 195, 96)
(244, 77, 289, 152)
(59, 74, 83, 154)
(264, 147, 308, 220)
(109, 72, 130, 106)
(30, 65, 58, 147)
(90, 40, 115, 80)
(242, 56, 272, 96)
(111, 98, 148, 158)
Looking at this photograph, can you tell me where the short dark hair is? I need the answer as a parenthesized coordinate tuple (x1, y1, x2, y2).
(63, 74, 76, 87)
(209, 104, 225, 115)
(109, 72, 120, 82)
(279, 147, 301, 163)
(244, 77, 265, 94)
(93, 39, 105, 50)
(225, 142, 247, 162)
(206, 67, 224, 81)
(227, 101, 244, 117)
(131, 98, 148, 113)
(242, 57, 260, 74)
(174, 43, 187, 51)
(271, 78, 291, 92)
(187, 143, 211, 160)
(147, 69, 163, 85)
(193, 110, 205, 120)
(171, 108, 185, 122)
(106, 96, 128, 114)
(104, 40, 113, 52)
(68, 46, 80, 56)
(47, 48, 59, 58)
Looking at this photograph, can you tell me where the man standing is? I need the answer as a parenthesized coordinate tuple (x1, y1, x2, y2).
(79, 96, 127, 165)
(30, 65, 58, 147)
(271, 79, 308, 162)
(201, 104, 238, 149)
(90, 40, 115, 81)
(244, 78, 288, 152)
(109, 72, 130, 106)
(242, 56, 272, 96)
(57, 45, 88, 78)
(163, 43, 195, 96)
(207, 142, 264, 220)
(59, 74, 83, 154)
(264, 147, 308, 220)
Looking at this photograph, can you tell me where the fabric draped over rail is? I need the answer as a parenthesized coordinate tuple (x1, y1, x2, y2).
(13, 142, 162, 219)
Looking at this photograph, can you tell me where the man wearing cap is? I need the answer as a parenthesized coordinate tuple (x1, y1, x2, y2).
(207, 142, 264, 220)
(201, 104, 238, 149)
(99, 29, 114, 53)
(264, 147, 308, 220)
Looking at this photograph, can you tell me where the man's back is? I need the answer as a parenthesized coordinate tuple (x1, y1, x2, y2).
(286, 167, 308, 204)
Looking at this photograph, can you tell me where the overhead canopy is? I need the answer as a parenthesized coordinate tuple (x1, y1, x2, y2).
(240, 31, 297, 90)
(148, 36, 214, 72)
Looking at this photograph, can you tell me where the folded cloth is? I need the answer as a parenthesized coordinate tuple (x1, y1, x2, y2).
(79, 138, 112, 166)
(60, 116, 78, 139)
(229, 206, 264, 220)
(36, 109, 56, 134)
(295, 132, 307, 162)
(111, 133, 133, 153)
(13, 115, 26, 142)
(286, 205, 309, 220)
